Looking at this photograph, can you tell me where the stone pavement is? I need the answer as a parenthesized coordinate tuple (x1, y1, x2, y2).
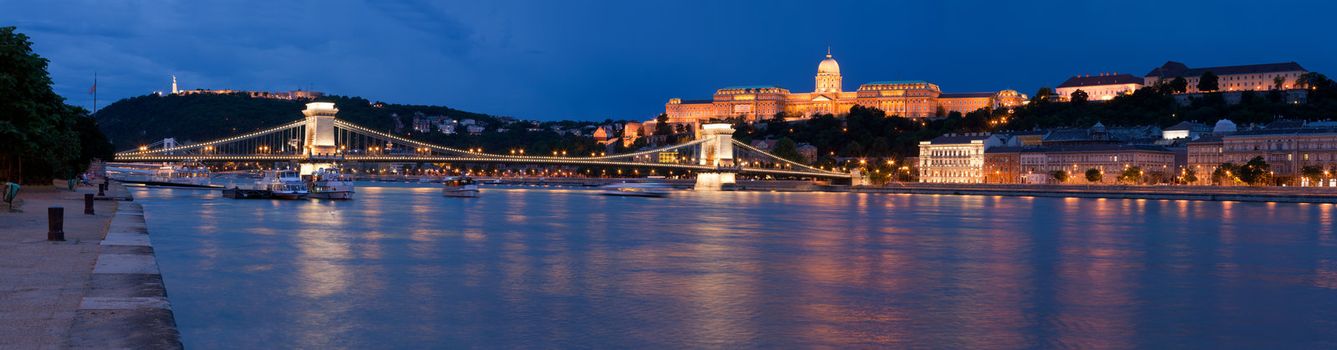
(0, 182, 181, 349)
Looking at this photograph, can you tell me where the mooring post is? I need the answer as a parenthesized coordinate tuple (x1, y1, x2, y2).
(48, 207, 65, 241)
(84, 193, 95, 215)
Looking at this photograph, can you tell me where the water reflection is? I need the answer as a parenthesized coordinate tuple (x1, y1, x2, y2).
(131, 184, 1337, 349)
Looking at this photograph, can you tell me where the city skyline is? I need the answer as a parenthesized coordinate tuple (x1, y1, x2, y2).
(5, 0, 1337, 121)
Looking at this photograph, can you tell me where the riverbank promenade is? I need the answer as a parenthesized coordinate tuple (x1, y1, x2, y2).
(0, 182, 180, 348)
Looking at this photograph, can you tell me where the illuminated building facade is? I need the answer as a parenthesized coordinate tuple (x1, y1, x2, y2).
(664, 50, 1025, 126)
(1144, 61, 1308, 93)
(917, 133, 1010, 184)
(1055, 73, 1143, 101)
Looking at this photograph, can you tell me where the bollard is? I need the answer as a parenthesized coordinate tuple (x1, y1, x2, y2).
(97, 183, 106, 197)
(84, 193, 95, 215)
(48, 207, 65, 241)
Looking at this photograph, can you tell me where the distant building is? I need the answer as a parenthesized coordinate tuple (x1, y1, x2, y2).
(663, 49, 1025, 127)
(1055, 73, 1143, 101)
(917, 133, 1010, 183)
(1162, 121, 1211, 140)
(1219, 126, 1337, 186)
(1144, 61, 1308, 93)
(797, 143, 818, 163)
(622, 122, 643, 147)
(1012, 144, 1177, 184)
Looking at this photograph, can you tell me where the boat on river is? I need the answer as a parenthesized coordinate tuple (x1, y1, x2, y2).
(307, 168, 355, 200)
(442, 176, 480, 198)
(109, 162, 221, 189)
(599, 183, 671, 198)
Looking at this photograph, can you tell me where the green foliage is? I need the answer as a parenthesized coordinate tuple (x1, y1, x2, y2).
(1169, 77, 1189, 93)
(0, 26, 113, 184)
(1301, 165, 1325, 182)
(1032, 87, 1054, 103)
(1085, 168, 1102, 183)
(1182, 168, 1198, 184)
(1051, 170, 1069, 183)
(1120, 166, 1143, 184)
(1212, 163, 1239, 185)
(1238, 156, 1271, 185)
(770, 137, 803, 163)
(654, 113, 672, 135)
(1197, 71, 1219, 92)
(1070, 89, 1089, 104)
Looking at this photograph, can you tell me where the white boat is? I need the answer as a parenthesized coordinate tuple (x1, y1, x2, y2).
(307, 168, 355, 200)
(600, 183, 671, 198)
(259, 170, 308, 199)
(108, 162, 220, 188)
(442, 176, 480, 198)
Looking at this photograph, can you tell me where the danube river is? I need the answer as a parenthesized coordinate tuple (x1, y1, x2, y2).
(130, 183, 1337, 348)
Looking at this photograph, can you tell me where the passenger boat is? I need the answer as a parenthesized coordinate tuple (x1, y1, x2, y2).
(307, 168, 355, 200)
(442, 176, 480, 198)
(108, 162, 221, 188)
(260, 170, 308, 199)
(599, 183, 671, 198)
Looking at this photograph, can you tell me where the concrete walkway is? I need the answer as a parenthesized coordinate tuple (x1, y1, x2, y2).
(0, 182, 181, 349)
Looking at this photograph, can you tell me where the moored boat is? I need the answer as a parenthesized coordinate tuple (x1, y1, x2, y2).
(599, 183, 671, 198)
(108, 161, 221, 188)
(442, 176, 480, 198)
(307, 168, 355, 200)
(260, 170, 308, 199)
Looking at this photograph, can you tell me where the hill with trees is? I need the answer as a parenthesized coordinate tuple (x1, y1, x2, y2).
(94, 92, 613, 157)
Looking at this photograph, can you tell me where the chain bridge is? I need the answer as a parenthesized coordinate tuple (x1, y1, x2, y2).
(113, 103, 856, 189)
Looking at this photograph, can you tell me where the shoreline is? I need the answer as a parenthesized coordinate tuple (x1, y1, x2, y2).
(0, 181, 182, 348)
(67, 181, 182, 348)
(845, 183, 1337, 204)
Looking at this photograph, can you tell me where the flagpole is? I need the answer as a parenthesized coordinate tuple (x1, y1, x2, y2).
(92, 71, 98, 114)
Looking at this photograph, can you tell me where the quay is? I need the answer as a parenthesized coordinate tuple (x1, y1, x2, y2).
(850, 183, 1337, 204)
(0, 181, 181, 348)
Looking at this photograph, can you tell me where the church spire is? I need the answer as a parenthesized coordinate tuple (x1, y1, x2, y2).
(826, 46, 831, 58)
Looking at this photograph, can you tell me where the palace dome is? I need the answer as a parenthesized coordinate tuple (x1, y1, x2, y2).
(1213, 119, 1238, 134)
(817, 53, 840, 75)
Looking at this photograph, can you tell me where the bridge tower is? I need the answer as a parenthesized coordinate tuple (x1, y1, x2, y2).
(299, 102, 338, 175)
(695, 123, 737, 190)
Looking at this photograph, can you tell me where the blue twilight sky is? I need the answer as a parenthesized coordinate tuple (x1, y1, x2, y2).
(4, 0, 1336, 121)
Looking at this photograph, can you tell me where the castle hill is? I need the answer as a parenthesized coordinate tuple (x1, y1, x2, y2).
(3, 2, 1337, 348)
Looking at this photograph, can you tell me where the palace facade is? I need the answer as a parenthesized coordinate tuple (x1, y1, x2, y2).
(663, 50, 1026, 126)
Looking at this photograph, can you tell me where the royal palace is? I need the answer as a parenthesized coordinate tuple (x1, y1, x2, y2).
(662, 49, 1026, 126)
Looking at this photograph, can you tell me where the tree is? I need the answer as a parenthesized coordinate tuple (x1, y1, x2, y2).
(1238, 156, 1271, 185)
(1197, 71, 1219, 92)
(653, 113, 672, 136)
(770, 137, 803, 163)
(1033, 87, 1054, 103)
(1212, 163, 1239, 185)
(1182, 168, 1198, 184)
(1085, 168, 1102, 183)
(1295, 72, 1332, 90)
(0, 26, 112, 184)
(1051, 170, 1069, 183)
(1120, 166, 1143, 184)
(1070, 89, 1089, 104)
(1301, 165, 1325, 185)
(1274, 76, 1286, 91)
(1169, 77, 1189, 94)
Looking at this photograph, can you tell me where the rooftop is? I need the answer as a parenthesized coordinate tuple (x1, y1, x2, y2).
(1057, 74, 1143, 88)
(939, 92, 997, 98)
(928, 133, 997, 144)
(1145, 61, 1307, 78)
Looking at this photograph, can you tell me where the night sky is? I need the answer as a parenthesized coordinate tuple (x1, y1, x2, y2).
(6, 0, 1335, 121)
